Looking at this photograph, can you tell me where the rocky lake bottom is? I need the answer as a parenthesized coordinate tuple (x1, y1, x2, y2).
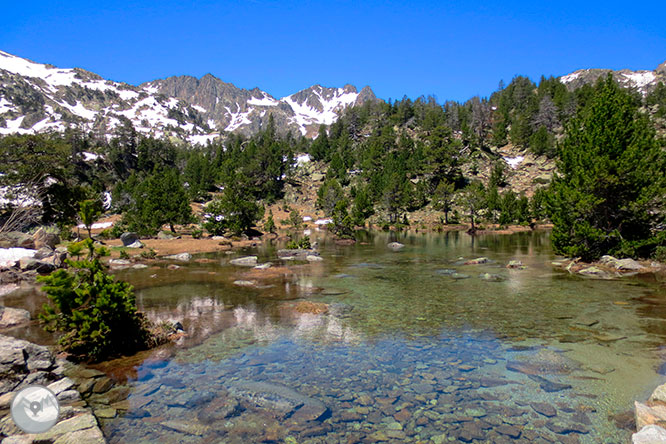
(4, 230, 666, 443)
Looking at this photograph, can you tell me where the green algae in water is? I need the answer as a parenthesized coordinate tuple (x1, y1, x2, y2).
(93, 231, 666, 443)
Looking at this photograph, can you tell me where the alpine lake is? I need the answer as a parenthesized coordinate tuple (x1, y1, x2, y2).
(7, 230, 666, 443)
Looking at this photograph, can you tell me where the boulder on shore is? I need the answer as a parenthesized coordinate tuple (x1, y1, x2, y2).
(600, 255, 645, 271)
(0, 232, 35, 249)
(632, 424, 666, 443)
(33, 228, 60, 249)
(164, 252, 192, 262)
(120, 232, 139, 247)
(0, 306, 30, 328)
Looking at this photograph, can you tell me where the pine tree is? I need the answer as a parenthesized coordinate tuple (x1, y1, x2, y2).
(126, 167, 192, 234)
(548, 75, 666, 260)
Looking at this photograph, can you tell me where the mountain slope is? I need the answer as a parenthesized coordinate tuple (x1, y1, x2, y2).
(559, 60, 666, 96)
(0, 50, 377, 143)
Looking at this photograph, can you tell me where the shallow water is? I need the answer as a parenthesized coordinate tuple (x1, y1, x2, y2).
(6, 230, 666, 443)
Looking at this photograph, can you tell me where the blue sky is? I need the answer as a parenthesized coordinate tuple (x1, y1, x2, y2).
(2, 1, 665, 102)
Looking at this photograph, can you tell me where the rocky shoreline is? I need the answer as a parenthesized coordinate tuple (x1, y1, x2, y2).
(633, 383, 666, 443)
(0, 334, 109, 444)
(551, 255, 664, 280)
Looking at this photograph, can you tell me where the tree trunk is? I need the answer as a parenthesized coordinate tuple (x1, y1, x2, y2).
(170, 223, 176, 233)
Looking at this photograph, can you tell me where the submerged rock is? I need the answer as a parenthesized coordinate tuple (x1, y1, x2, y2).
(230, 256, 258, 266)
(278, 249, 319, 261)
(479, 273, 506, 282)
(233, 280, 257, 287)
(578, 266, 613, 279)
(197, 396, 242, 424)
(435, 268, 456, 275)
(464, 257, 489, 265)
(507, 260, 527, 269)
(164, 252, 192, 261)
(450, 273, 470, 280)
(527, 374, 572, 392)
(531, 402, 557, 417)
(387, 242, 404, 251)
(228, 381, 328, 421)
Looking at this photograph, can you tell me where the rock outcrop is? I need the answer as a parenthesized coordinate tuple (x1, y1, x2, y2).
(633, 382, 666, 443)
(0, 335, 108, 443)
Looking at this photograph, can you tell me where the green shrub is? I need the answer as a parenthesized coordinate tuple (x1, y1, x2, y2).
(38, 239, 154, 361)
(110, 223, 127, 239)
(140, 248, 157, 259)
(57, 223, 74, 241)
(119, 249, 130, 260)
(98, 229, 113, 240)
(654, 246, 666, 263)
(264, 210, 276, 233)
(191, 227, 203, 239)
(286, 236, 311, 250)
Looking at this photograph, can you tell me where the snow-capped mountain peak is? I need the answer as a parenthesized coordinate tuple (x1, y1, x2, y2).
(0, 50, 378, 143)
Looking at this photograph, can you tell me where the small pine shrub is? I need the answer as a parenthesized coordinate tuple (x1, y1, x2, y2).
(38, 239, 156, 361)
(286, 236, 311, 250)
(140, 248, 157, 259)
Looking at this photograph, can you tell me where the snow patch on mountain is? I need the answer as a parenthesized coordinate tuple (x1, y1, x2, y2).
(621, 71, 656, 90)
(0, 50, 377, 139)
(281, 86, 359, 134)
(247, 94, 279, 107)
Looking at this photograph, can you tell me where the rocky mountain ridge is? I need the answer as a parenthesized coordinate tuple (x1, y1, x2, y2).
(560, 60, 666, 96)
(1, 50, 664, 144)
(0, 50, 377, 143)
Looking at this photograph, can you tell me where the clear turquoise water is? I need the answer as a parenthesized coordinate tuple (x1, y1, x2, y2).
(27, 231, 666, 443)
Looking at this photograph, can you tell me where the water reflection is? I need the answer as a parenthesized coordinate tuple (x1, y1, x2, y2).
(3, 230, 666, 443)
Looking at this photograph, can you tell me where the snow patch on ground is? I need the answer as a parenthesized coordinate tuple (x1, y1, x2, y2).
(0, 248, 36, 268)
(188, 133, 219, 146)
(314, 218, 333, 225)
(295, 154, 311, 165)
(192, 105, 207, 113)
(81, 152, 100, 161)
(77, 221, 113, 229)
(503, 156, 524, 169)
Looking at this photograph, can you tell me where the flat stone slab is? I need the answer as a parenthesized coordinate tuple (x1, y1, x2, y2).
(228, 381, 328, 421)
(230, 256, 258, 266)
(0, 307, 30, 328)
